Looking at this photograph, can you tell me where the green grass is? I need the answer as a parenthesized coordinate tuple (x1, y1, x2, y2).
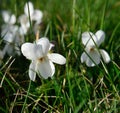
(0, 0, 120, 112)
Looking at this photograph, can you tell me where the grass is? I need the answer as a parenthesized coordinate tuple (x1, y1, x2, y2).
(0, 0, 120, 112)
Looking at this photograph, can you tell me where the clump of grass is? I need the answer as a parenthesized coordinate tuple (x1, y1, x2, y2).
(0, 0, 120, 113)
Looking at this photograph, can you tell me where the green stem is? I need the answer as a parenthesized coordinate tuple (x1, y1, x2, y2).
(100, 0, 107, 29)
(21, 80, 31, 113)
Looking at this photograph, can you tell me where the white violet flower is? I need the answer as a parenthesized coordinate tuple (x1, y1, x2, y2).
(21, 37, 66, 81)
(19, 1, 43, 34)
(81, 30, 110, 67)
(24, 1, 43, 24)
(1, 10, 18, 43)
(1, 10, 23, 56)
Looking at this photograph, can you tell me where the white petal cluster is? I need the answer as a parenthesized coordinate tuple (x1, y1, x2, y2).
(0, 1, 43, 64)
(1, 10, 24, 57)
(21, 37, 66, 81)
(19, 1, 43, 35)
(81, 30, 110, 67)
(1, 11, 17, 43)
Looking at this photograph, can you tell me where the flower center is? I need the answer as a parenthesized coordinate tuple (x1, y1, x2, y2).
(90, 47, 94, 52)
(39, 57, 44, 62)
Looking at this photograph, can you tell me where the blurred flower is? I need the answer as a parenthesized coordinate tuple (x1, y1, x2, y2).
(18, 15, 30, 35)
(3, 42, 21, 56)
(81, 30, 110, 67)
(2, 10, 16, 25)
(21, 37, 66, 81)
(2, 29, 24, 56)
(1, 10, 18, 43)
(19, 1, 43, 34)
(1, 10, 24, 56)
(1, 25, 18, 43)
(24, 1, 43, 24)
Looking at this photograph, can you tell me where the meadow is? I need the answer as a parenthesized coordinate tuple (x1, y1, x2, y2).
(0, 0, 120, 113)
